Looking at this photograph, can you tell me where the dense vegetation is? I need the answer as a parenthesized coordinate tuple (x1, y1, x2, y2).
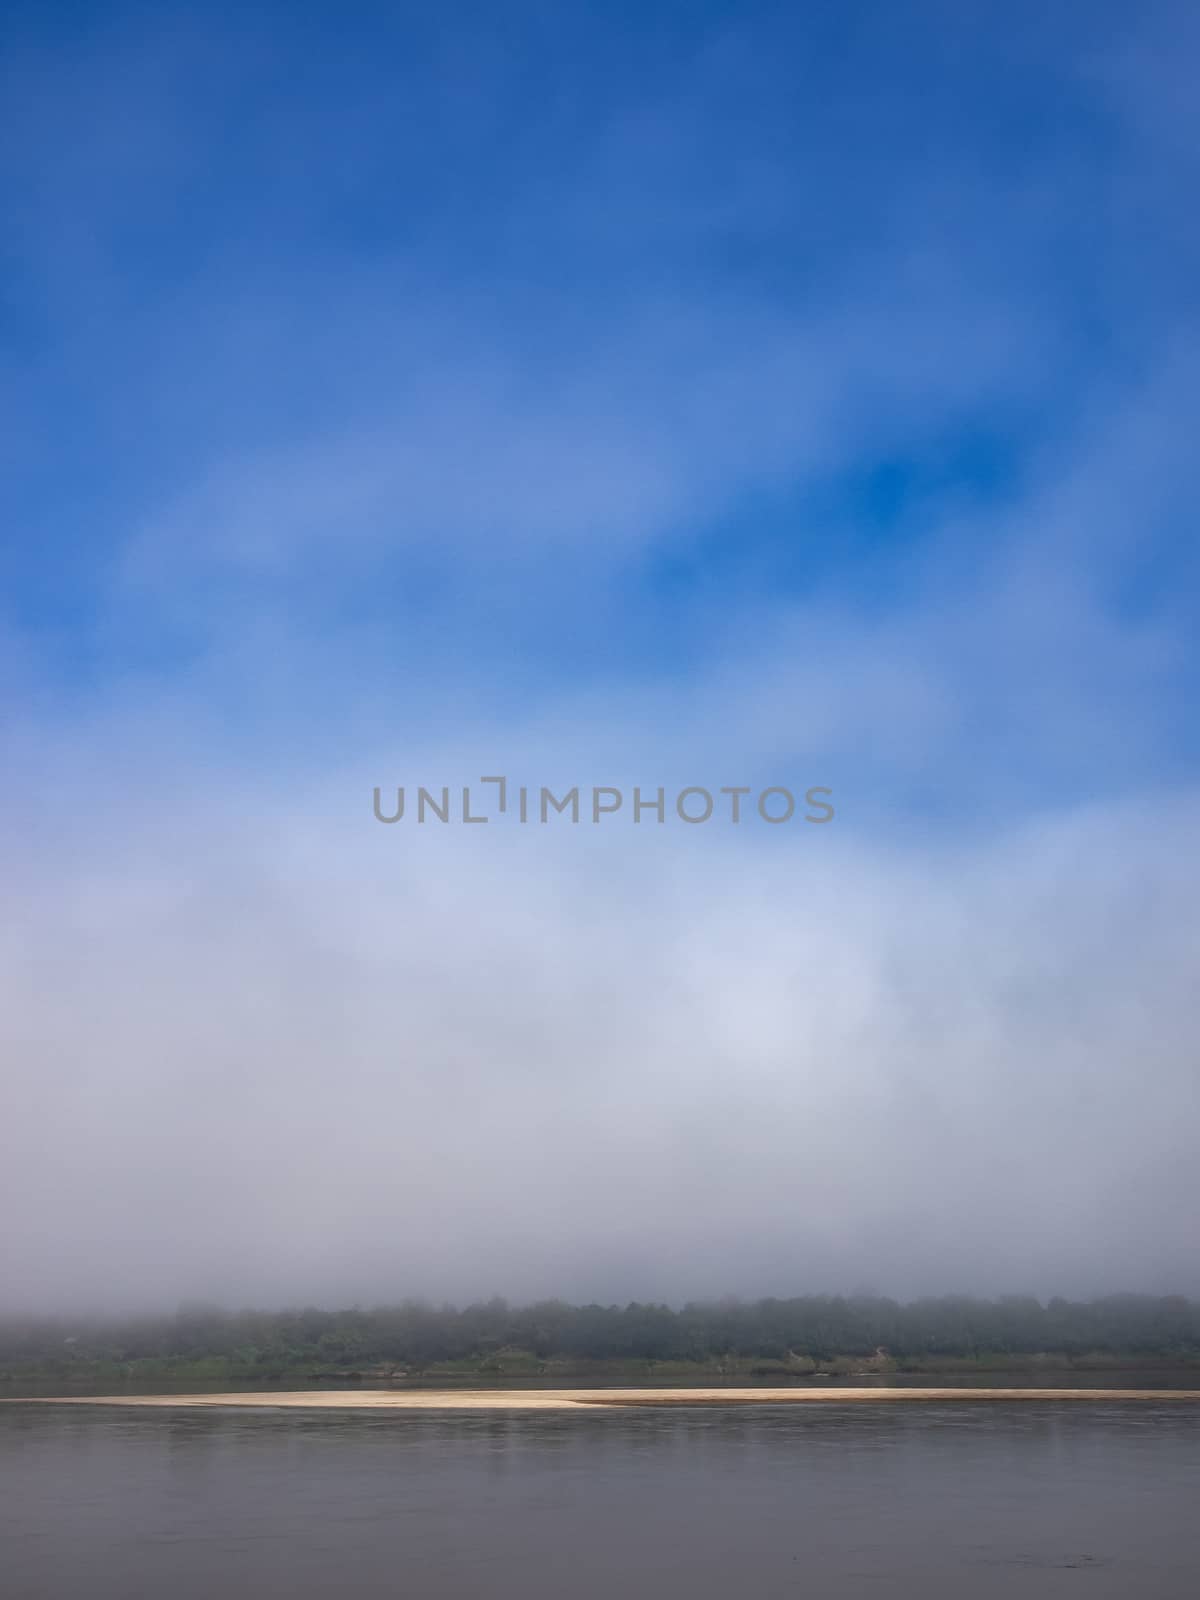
(4, 1295, 1200, 1384)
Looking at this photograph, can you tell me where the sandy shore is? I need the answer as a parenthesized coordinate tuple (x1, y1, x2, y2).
(7, 1386, 1200, 1410)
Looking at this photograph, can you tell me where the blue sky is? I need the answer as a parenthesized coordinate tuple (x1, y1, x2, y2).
(5, 2, 1195, 773)
(3, 4, 1199, 1307)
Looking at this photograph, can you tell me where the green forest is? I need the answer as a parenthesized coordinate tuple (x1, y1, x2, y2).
(4, 1294, 1200, 1385)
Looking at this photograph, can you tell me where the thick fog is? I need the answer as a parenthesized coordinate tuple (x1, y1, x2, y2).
(4, 725, 1197, 1313)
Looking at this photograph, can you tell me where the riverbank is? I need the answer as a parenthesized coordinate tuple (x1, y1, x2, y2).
(7, 1351, 1199, 1394)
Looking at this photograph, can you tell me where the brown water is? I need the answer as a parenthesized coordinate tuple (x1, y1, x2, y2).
(2, 1401, 1198, 1597)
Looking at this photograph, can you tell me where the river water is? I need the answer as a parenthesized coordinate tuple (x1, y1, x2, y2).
(3, 1400, 1198, 1597)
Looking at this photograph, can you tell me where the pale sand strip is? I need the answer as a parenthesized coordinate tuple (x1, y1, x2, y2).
(6, 1387, 1200, 1410)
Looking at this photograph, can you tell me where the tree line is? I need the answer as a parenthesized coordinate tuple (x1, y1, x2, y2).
(3, 1294, 1200, 1375)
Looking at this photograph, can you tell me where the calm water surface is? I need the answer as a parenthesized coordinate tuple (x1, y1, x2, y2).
(3, 1402, 1198, 1597)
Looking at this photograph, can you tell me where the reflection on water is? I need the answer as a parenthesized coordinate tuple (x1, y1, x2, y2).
(3, 1402, 1199, 1597)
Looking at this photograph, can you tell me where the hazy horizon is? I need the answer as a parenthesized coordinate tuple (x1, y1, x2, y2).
(8, 1288, 1200, 1325)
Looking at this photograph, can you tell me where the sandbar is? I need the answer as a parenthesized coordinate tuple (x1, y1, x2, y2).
(6, 1386, 1200, 1410)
